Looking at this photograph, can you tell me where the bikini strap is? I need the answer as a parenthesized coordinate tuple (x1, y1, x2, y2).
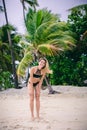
(35, 68, 41, 75)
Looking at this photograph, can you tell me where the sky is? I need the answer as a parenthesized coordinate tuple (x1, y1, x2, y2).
(0, 0, 87, 34)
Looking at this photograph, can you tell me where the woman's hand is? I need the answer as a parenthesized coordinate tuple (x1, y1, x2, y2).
(38, 73, 46, 88)
(38, 82, 42, 89)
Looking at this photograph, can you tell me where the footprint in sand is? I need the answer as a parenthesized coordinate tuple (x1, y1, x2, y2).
(36, 118, 49, 123)
(67, 128, 71, 130)
(46, 125, 51, 129)
(12, 124, 21, 129)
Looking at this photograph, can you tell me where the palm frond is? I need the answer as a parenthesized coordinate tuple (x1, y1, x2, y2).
(36, 10, 43, 28)
(37, 43, 63, 56)
(25, 0, 39, 7)
(45, 39, 69, 51)
(39, 8, 59, 23)
(35, 23, 76, 49)
(62, 34, 76, 44)
(17, 52, 33, 76)
(0, 42, 9, 49)
(35, 22, 69, 43)
(25, 19, 36, 41)
(63, 30, 77, 38)
(47, 31, 65, 39)
(34, 22, 51, 44)
(46, 22, 69, 33)
(25, 8, 59, 37)
(24, 44, 35, 54)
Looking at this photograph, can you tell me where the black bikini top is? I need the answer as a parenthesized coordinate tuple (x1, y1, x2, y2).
(33, 68, 42, 78)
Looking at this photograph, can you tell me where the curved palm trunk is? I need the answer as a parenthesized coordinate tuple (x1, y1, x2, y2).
(22, 2, 26, 22)
(2, 0, 18, 88)
(44, 76, 54, 92)
(44, 75, 59, 94)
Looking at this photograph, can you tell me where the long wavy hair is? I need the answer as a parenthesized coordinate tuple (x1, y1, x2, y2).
(39, 57, 52, 74)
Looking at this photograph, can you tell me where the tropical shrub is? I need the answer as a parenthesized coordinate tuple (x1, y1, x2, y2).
(49, 51, 87, 86)
(0, 71, 14, 90)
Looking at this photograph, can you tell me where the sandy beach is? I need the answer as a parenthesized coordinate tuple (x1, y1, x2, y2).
(0, 86, 87, 130)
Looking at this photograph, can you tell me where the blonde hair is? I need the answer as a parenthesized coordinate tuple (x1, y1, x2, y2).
(39, 57, 52, 74)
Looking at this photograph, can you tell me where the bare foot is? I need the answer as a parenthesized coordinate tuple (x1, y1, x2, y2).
(30, 117, 35, 121)
(37, 117, 40, 119)
(35, 116, 41, 121)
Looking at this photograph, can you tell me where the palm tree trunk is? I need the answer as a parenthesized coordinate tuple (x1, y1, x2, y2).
(44, 76, 54, 92)
(2, 0, 18, 88)
(22, 2, 26, 22)
(44, 74, 59, 94)
(2, 0, 8, 24)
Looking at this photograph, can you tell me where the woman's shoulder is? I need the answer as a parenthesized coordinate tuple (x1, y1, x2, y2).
(30, 66, 37, 71)
(41, 69, 46, 75)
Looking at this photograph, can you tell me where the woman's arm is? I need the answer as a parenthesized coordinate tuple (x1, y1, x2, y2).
(28, 67, 34, 87)
(39, 73, 46, 88)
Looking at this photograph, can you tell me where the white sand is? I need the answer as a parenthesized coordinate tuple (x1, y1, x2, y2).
(0, 86, 87, 130)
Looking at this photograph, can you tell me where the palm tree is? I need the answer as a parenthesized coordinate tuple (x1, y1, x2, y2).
(2, 0, 19, 88)
(0, 26, 10, 70)
(20, 0, 39, 21)
(68, 4, 87, 36)
(17, 8, 76, 93)
(0, 38, 10, 71)
(0, 25, 23, 72)
(68, 4, 87, 12)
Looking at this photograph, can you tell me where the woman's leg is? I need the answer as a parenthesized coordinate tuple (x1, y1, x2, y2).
(28, 83, 34, 120)
(35, 85, 41, 119)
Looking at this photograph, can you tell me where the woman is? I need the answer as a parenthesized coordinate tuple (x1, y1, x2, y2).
(28, 57, 52, 121)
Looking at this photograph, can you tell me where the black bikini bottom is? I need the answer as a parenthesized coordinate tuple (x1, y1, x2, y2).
(29, 81, 39, 87)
